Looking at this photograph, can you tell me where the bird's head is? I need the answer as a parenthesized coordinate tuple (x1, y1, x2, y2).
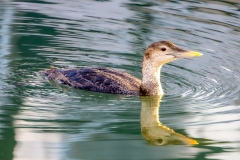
(144, 41, 202, 66)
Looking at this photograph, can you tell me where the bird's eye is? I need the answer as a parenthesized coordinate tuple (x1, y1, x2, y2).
(161, 47, 166, 51)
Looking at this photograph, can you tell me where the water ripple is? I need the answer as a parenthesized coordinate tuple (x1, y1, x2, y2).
(1, 0, 240, 159)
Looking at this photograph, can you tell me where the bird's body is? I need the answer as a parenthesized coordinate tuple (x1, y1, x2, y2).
(40, 41, 202, 96)
(41, 67, 141, 95)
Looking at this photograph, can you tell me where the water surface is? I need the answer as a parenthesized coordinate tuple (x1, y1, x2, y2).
(0, 0, 240, 160)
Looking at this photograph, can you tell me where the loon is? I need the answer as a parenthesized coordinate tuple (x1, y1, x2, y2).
(40, 41, 202, 95)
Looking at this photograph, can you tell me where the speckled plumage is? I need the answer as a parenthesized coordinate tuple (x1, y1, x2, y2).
(40, 67, 141, 95)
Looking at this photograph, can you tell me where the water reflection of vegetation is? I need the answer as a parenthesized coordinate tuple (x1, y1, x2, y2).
(140, 96, 198, 145)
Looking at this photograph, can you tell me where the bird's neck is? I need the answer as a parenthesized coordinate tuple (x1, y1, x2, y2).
(140, 60, 163, 96)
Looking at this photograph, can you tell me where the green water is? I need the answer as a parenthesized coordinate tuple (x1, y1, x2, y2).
(0, 0, 240, 160)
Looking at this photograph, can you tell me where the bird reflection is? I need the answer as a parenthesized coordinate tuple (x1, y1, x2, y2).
(140, 96, 198, 145)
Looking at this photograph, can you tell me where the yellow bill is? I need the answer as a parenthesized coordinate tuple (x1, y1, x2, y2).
(178, 50, 203, 58)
